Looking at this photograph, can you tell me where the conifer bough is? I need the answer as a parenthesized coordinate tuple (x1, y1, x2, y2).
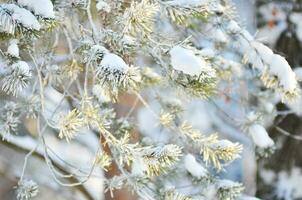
(0, 0, 299, 200)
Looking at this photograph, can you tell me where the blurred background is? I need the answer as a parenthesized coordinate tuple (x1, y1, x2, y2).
(1, 0, 302, 200)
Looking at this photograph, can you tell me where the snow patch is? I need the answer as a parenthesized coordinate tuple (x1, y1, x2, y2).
(11, 61, 31, 75)
(17, 0, 55, 18)
(7, 39, 19, 58)
(227, 20, 241, 34)
(248, 124, 274, 148)
(170, 46, 207, 76)
(184, 154, 207, 179)
(3, 4, 41, 30)
(100, 53, 129, 72)
(245, 41, 298, 93)
(270, 55, 297, 92)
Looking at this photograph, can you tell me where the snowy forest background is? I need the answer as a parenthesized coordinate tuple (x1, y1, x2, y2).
(1, 0, 302, 200)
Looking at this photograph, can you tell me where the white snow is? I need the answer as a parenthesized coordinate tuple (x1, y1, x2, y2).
(96, 1, 111, 13)
(170, 46, 207, 76)
(7, 39, 19, 58)
(294, 67, 302, 81)
(213, 4, 225, 14)
(260, 169, 276, 185)
(262, 101, 275, 113)
(248, 124, 274, 148)
(17, 0, 55, 18)
(227, 20, 241, 34)
(252, 41, 274, 65)
(246, 111, 259, 123)
(3, 4, 41, 30)
(245, 41, 298, 93)
(184, 154, 207, 179)
(216, 140, 232, 149)
(269, 55, 297, 92)
(213, 29, 228, 43)
(100, 53, 129, 72)
(88, 45, 109, 63)
(241, 30, 254, 42)
(11, 61, 31, 75)
(217, 179, 241, 189)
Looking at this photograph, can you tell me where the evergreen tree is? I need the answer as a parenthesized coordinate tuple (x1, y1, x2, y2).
(0, 0, 300, 199)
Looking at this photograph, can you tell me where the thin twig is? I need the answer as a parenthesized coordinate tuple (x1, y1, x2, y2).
(274, 126, 302, 141)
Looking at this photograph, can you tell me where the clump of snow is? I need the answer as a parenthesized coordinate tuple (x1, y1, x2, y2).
(7, 39, 19, 58)
(3, 4, 41, 30)
(269, 55, 297, 92)
(184, 154, 207, 179)
(245, 41, 298, 94)
(248, 124, 274, 148)
(170, 46, 208, 76)
(251, 41, 274, 66)
(17, 0, 55, 19)
(11, 61, 31, 75)
(100, 53, 129, 72)
(96, 1, 111, 13)
(90, 44, 109, 55)
(227, 20, 241, 34)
